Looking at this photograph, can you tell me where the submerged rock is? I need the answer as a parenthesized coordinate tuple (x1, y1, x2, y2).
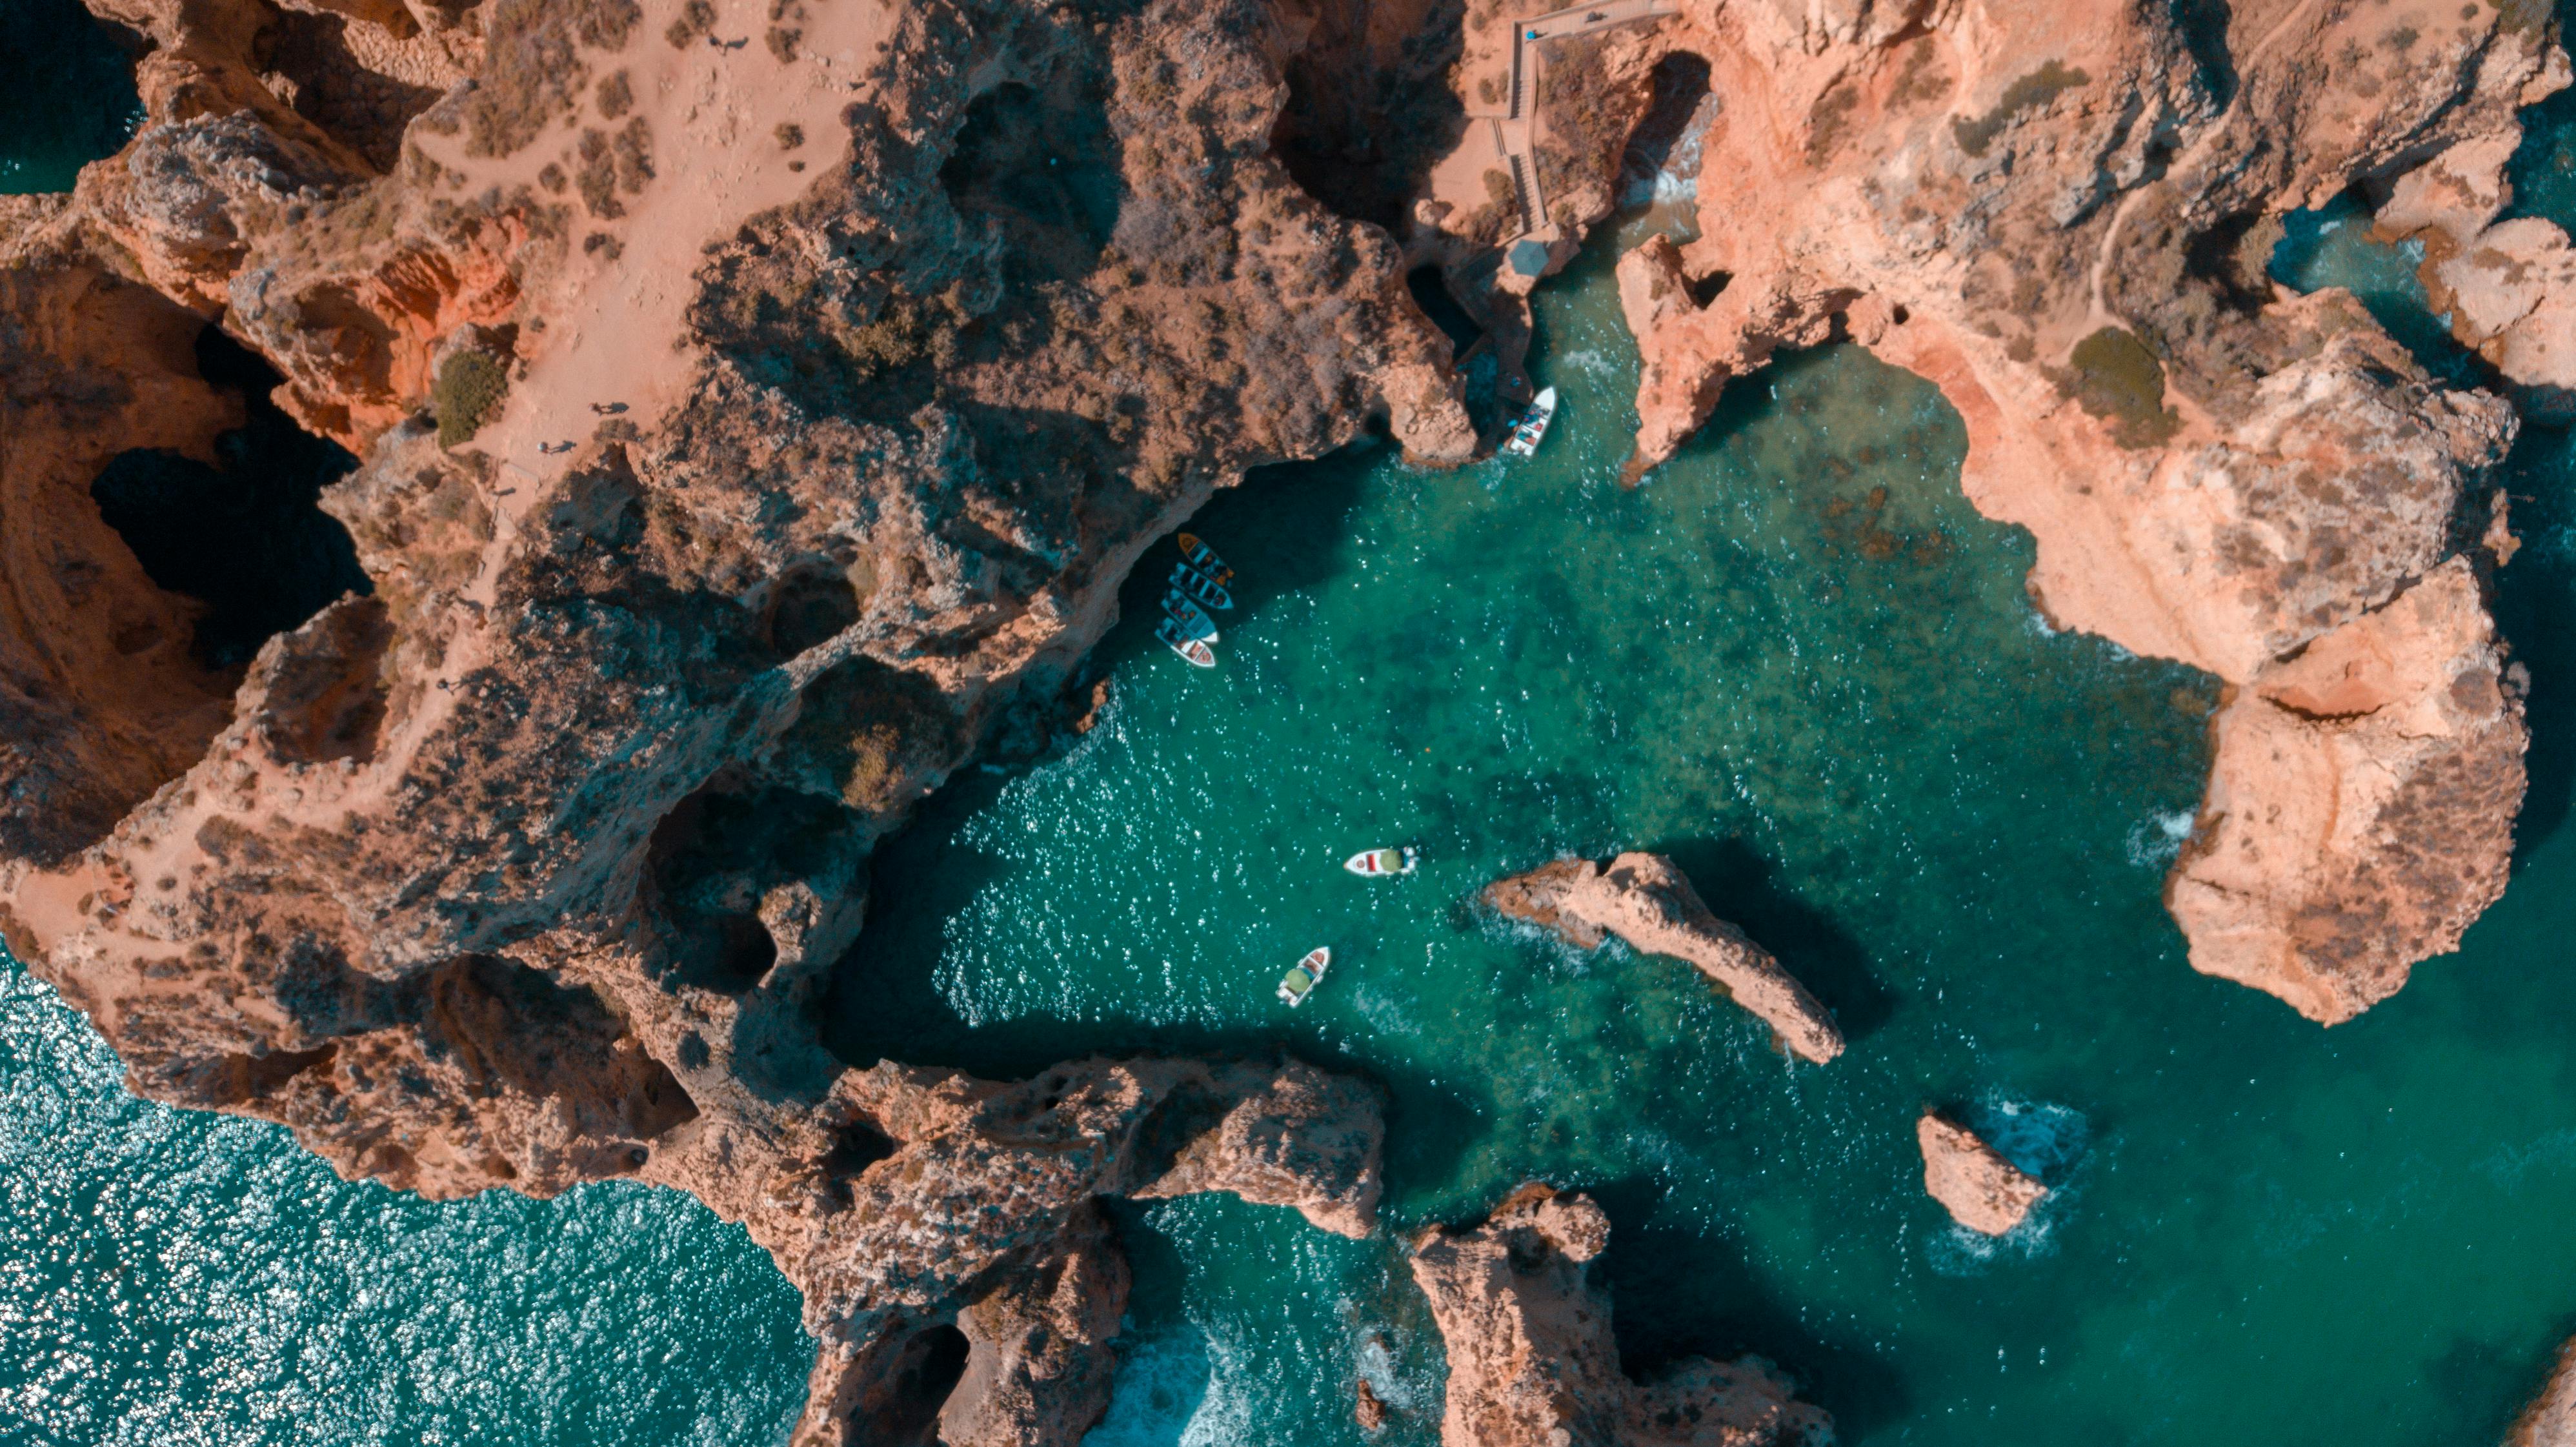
(1409, 1182, 1832, 1447)
(1916, 1112, 2048, 1237)
(1484, 853, 1844, 1064)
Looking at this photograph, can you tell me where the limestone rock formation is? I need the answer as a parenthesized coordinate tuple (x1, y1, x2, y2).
(1407, 0, 2559, 1020)
(1915, 1112, 2046, 1236)
(2169, 560, 2529, 1022)
(1409, 1182, 1833, 1447)
(2507, 1335, 2576, 1447)
(1485, 853, 1843, 1064)
(3, 0, 1446, 1435)
(2377, 92, 2576, 423)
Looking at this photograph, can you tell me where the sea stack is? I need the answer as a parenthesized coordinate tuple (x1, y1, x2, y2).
(1408, 1183, 1831, 1447)
(1484, 853, 1844, 1064)
(1917, 1113, 2048, 1236)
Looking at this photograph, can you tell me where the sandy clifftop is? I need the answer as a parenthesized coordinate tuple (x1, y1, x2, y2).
(1, 0, 2570, 1432)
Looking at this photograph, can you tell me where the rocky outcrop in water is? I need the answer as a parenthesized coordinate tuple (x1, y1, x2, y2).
(1485, 854, 1843, 1064)
(8, 0, 2575, 1430)
(1410, 1182, 1833, 1447)
(1916, 1112, 2046, 1237)
(2379, 125, 2576, 424)
(1410, 0, 2562, 1023)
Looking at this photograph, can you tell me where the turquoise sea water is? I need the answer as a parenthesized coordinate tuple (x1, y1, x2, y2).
(7, 15, 2576, 1447)
(0, 0, 141, 195)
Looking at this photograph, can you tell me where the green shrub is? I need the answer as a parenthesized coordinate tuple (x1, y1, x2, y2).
(434, 351, 509, 449)
(1951, 62, 2089, 158)
(2067, 327, 2179, 447)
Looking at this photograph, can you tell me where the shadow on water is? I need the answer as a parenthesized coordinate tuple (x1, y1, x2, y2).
(0, 0, 141, 195)
(2431, 1312, 2576, 1446)
(2497, 426, 2576, 865)
(825, 760, 1489, 1200)
(1587, 1175, 1911, 1441)
(1647, 836, 1899, 1043)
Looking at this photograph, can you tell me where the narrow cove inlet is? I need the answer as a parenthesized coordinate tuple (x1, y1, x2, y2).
(6, 0, 2576, 1442)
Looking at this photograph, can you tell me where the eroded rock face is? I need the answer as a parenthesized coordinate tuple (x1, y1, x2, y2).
(5, 0, 1436, 1435)
(2508, 1335, 2576, 1447)
(1410, 1183, 1833, 1447)
(1485, 853, 1842, 1064)
(1407, 0, 2559, 1020)
(2170, 560, 2530, 1022)
(1916, 1113, 2046, 1236)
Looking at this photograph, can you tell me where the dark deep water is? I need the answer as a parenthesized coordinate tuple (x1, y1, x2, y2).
(4, 12, 2576, 1447)
(0, 0, 141, 194)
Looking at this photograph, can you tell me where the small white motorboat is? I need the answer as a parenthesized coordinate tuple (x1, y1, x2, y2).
(1278, 947, 1331, 1007)
(1500, 386, 1558, 458)
(1343, 847, 1418, 876)
(1162, 589, 1217, 640)
(1176, 532, 1233, 584)
(1156, 616, 1215, 667)
(1171, 561, 1233, 611)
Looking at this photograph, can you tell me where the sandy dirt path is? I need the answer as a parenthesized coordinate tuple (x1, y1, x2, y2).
(366, 0, 894, 780)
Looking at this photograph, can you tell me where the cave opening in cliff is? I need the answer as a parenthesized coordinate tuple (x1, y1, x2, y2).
(1405, 266, 1484, 359)
(940, 71, 1123, 290)
(1265, 0, 1469, 233)
(646, 783, 875, 994)
(823, 1119, 898, 1207)
(765, 567, 864, 657)
(88, 326, 372, 669)
(1617, 53, 1714, 214)
(861, 1324, 974, 1442)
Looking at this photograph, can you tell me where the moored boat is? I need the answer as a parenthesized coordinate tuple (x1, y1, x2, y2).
(1171, 561, 1233, 611)
(1343, 847, 1418, 876)
(1162, 589, 1217, 640)
(1277, 946, 1331, 1006)
(1176, 532, 1233, 583)
(1156, 616, 1215, 667)
(1500, 385, 1558, 458)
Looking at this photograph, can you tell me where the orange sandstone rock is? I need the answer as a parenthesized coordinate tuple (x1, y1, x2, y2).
(1485, 853, 1844, 1064)
(1917, 1113, 2047, 1237)
(1410, 1183, 1831, 1447)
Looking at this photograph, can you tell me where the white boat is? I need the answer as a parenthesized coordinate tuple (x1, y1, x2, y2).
(1156, 616, 1215, 667)
(1343, 847, 1418, 876)
(1162, 589, 1217, 640)
(1500, 386, 1558, 458)
(1171, 561, 1233, 611)
(1277, 947, 1331, 1007)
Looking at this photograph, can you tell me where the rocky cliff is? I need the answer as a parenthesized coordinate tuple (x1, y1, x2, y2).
(1401, 0, 2563, 1022)
(2, 0, 1443, 1437)
(1410, 1183, 1833, 1447)
(2, 0, 2570, 1435)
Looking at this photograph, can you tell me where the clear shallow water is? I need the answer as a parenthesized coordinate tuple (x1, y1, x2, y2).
(0, 947, 814, 1445)
(6, 23, 2576, 1447)
(0, 0, 142, 194)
